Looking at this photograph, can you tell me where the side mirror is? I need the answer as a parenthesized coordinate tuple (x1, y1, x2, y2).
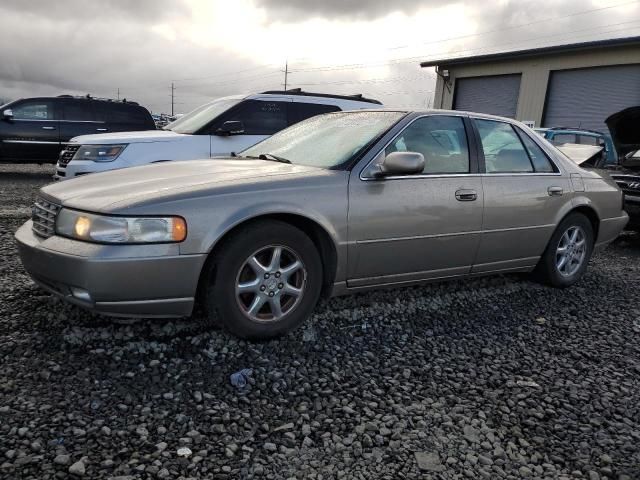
(374, 151, 425, 177)
(2, 109, 13, 121)
(215, 120, 245, 136)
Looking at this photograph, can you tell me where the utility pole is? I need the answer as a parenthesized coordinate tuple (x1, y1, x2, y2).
(170, 82, 176, 116)
(283, 60, 289, 91)
(117, 88, 120, 101)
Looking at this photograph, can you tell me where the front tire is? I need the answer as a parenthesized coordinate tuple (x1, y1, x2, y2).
(535, 213, 594, 288)
(203, 220, 323, 340)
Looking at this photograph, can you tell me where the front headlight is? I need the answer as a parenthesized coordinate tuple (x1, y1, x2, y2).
(72, 144, 127, 162)
(55, 209, 187, 244)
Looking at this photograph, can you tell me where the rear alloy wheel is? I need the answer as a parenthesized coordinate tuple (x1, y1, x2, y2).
(554, 226, 587, 278)
(204, 220, 322, 339)
(535, 212, 594, 288)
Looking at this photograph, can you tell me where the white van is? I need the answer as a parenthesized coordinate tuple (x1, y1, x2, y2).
(54, 90, 382, 180)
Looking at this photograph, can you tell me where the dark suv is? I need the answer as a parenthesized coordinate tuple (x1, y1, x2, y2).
(0, 95, 155, 164)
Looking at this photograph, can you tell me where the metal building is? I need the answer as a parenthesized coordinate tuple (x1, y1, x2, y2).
(422, 36, 640, 132)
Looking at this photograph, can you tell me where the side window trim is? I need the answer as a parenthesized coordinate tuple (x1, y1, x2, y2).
(360, 113, 478, 179)
(513, 126, 559, 173)
(471, 117, 562, 175)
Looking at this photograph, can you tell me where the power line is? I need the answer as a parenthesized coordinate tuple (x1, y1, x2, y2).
(289, 26, 640, 74)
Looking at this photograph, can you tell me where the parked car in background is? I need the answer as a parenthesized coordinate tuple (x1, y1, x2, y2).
(0, 95, 155, 164)
(152, 113, 177, 129)
(54, 89, 382, 180)
(605, 106, 640, 230)
(534, 127, 617, 166)
(17, 110, 627, 339)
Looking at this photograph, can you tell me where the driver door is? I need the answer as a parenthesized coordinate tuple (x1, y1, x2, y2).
(1, 99, 60, 162)
(347, 115, 483, 287)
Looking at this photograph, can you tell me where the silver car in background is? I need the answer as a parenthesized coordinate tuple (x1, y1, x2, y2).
(15, 110, 628, 339)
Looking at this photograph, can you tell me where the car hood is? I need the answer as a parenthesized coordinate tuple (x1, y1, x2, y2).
(606, 106, 640, 159)
(40, 159, 329, 212)
(71, 130, 189, 145)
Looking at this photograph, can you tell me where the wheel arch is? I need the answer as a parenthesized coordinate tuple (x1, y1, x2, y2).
(567, 204, 600, 241)
(196, 212, 339, 303)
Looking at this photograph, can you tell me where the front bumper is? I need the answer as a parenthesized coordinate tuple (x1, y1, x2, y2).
(15, 221, 206, 317)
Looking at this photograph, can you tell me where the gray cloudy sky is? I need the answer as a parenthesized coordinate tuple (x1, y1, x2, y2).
(0, 0, 638, 114)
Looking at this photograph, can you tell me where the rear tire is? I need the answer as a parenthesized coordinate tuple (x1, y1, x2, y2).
(535, 212, 594, 288)
(203, 220, 323, 340)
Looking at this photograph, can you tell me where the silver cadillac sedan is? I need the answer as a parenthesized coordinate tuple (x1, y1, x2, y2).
(16, 110, 628, 339)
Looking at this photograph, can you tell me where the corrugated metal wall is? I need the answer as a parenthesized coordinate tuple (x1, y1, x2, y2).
(543, 64, 640, 131)
(453, 74, 522, 118)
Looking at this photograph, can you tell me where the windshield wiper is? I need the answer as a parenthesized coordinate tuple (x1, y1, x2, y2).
(258, 153, 291, 164)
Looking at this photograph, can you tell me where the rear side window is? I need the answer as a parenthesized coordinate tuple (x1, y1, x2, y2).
(515, 128, 556, 173)
(475, 119, 533, 173)
(95, 103, 150, 125)
(225, 100, 288, 135)
(12, 100, 55, 120)
(289, 102, 340, 125)
(550, 133, 576, 145)
(62, 100, 95, 121)
(577, 135, 599, 146)
(385, 116, 470, 174)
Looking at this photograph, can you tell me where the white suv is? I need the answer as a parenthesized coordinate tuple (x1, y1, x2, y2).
(55, 90, 382, 180)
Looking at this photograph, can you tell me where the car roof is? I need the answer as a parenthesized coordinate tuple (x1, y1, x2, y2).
(9, 95, 142, 107)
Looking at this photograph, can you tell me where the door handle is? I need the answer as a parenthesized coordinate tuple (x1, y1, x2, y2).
(96, 128, 108, 132)
(42, 126, 56, 130)
(455, 189, 477, 201)
(547, 186, 564, 196)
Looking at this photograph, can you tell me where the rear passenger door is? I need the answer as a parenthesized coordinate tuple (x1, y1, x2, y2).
(472, 118, 571, 273)
(58, 99, 104, 143)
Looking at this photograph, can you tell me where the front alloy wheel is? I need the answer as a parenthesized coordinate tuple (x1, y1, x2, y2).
(204, 220, 323, 339)
(235, 245, 306, 322)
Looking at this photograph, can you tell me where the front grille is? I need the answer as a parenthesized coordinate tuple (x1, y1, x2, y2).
(58, 144, 80, 167)
(31, 197, 61, 238)
(611, 174, 640, 198)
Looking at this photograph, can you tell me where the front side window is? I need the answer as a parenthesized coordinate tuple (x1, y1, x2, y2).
(12, 101, 55, 120)
(242, 111, 404, 169)
(225, 100, 288, 135)
(475, 119, 533, 173)
(385, 116, 470, 174)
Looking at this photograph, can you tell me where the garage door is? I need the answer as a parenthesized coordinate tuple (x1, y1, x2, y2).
(454, 74, 521, 118)
(543, 64, 640, 132)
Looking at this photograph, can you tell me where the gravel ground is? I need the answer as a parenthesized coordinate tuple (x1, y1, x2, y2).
(1, 164, 639, 480)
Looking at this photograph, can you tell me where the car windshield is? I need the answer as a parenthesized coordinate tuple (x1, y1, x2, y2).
(241, 111, 404, 169)
(166, 97, 242, 134)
